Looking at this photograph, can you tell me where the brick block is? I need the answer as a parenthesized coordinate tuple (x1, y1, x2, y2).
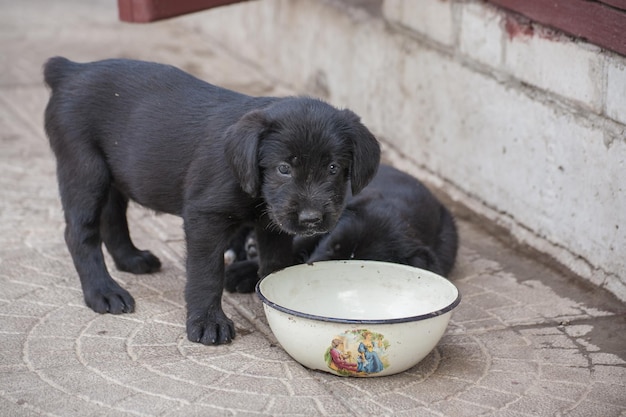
(459, 2, 504, 67)
(504, 28, 604, 111)
(383, 0, 455, 46)
(606, 55, 626, 124)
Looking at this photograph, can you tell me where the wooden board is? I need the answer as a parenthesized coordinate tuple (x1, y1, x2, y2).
(118, 0, 249, 23)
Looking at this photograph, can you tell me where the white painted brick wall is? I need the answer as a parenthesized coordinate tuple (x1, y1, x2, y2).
(183, 0, 626, 301)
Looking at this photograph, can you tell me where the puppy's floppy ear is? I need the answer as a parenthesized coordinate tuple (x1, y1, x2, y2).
(224, 110, 269, 197)
(340, 109, 381, 195)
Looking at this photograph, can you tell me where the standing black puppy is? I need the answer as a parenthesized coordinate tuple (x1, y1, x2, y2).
(225, 164, 458, 293)
(43, 57, 380, 345)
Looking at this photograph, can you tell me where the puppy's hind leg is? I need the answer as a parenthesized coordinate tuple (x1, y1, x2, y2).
(100, 187, 161, 274)
(56, 151, 135, 314)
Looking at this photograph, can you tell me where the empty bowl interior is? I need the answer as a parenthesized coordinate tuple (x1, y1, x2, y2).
(257, 260, 460, 322)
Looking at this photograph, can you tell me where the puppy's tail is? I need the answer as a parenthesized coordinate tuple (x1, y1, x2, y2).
(434, 206, 459, 277)
(43, 56, 79, 90)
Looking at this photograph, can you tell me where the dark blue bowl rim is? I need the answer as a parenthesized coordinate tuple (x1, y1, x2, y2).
(255, 262, 462, 325)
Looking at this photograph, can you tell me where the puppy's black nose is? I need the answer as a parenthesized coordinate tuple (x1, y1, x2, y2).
(298, 209, 323, 226)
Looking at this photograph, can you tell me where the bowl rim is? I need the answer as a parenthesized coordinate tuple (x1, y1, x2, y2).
(255, 260, 462, 325)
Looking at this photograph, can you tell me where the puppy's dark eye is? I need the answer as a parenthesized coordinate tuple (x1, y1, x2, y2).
(329, 163, 339, 175)
(277, 164, 292, 176)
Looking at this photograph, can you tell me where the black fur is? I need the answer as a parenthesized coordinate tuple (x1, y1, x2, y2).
(225, 164, 458, 290)
(43, 57, 380, 345)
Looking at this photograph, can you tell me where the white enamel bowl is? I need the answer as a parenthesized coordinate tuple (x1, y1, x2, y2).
(256, 260, 461, 377)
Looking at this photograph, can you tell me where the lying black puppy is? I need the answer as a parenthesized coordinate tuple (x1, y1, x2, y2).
(305, 164, 458, 276)
(225, 164, 458, 292)
(43, 57, 380, 345)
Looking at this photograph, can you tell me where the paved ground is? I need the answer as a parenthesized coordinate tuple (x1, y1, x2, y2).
(1, 0, 625, 416)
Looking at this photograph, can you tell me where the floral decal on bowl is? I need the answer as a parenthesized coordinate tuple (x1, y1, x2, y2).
(325, 329, 390, 376)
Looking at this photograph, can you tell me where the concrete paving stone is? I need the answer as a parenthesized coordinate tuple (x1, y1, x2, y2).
(267, 395, 332, 415)
(453, 280, 488, 298)
(587, 382, 626, 407)
(536, 348, 592, 368)
(21, 284, 83, 309)
(197, 389, 271, 413)
(527, 380, 588, 403)
(489, 358, 540, 374)
(314, 395, 358, 417)
(531, 333, 579, 350)
(432, 397, 495, 416)
(127, 320, 186, 347)
(452, 254, 502, 279)
(78, 335, 134, 365)
(26, 305, 96, 339)
(182, 341, 293, 368)
(335, 396, 393, 416)
(0, 333, 25, 368)
(0, 397, 44, 417)
(466, 291, 519, 310)
(393, 407, 443, 417)
(507, 394, 576, 415)
(539, 363, 594, 385)
(128, 345, 187, 366)
(279, 375, 333, 396)
(0, 366, 49, 393)
(217, 373, 297, 396)
(4, 389, 105, 417)
(45, 373, 137, 409)
(435, 354, 487, 382)
(396, 375, 472, 402)
(478, 371, 539, 395)
(526, 303, 592, 321)
(565, 400, 626, 417)
(0, 298, 58, 319)
(240, 357, 298, 380)
(452, 300, 498, 323)
(24, 336, 76, 370)
(591, 364, 626, 385)
(83, 314, 144, 339)
(375, 391, 427, 412)
(588, 351, 625, 365)
(124, 374, 209, 404)
(439, 341, 487, 364)
(458, 317, 509, 332)
(457, 386, 522, 409)
(481, 344, 536, 362)
(114, 392, 188, 417)
(488, 410, 539, 417)
(151, 359, 241, 387)
(0, 276, 45, 302)
(488, 304, 547, 326)
(0, 315, 39, 336)
(161, 403, 235, 417)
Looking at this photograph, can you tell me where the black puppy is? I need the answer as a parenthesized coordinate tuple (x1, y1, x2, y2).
(305, 164, 458, 276)
(225, 164, 458, 291)
(43, 57, 380, 345)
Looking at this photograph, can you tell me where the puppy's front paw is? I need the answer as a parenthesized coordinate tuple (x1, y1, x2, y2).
(84, 282, 135, 314)
(114, 249, 161, 274)
(186, 309, 236, 345)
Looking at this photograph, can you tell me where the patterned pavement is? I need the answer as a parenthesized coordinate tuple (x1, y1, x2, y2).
(1, 1, 625, 416)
